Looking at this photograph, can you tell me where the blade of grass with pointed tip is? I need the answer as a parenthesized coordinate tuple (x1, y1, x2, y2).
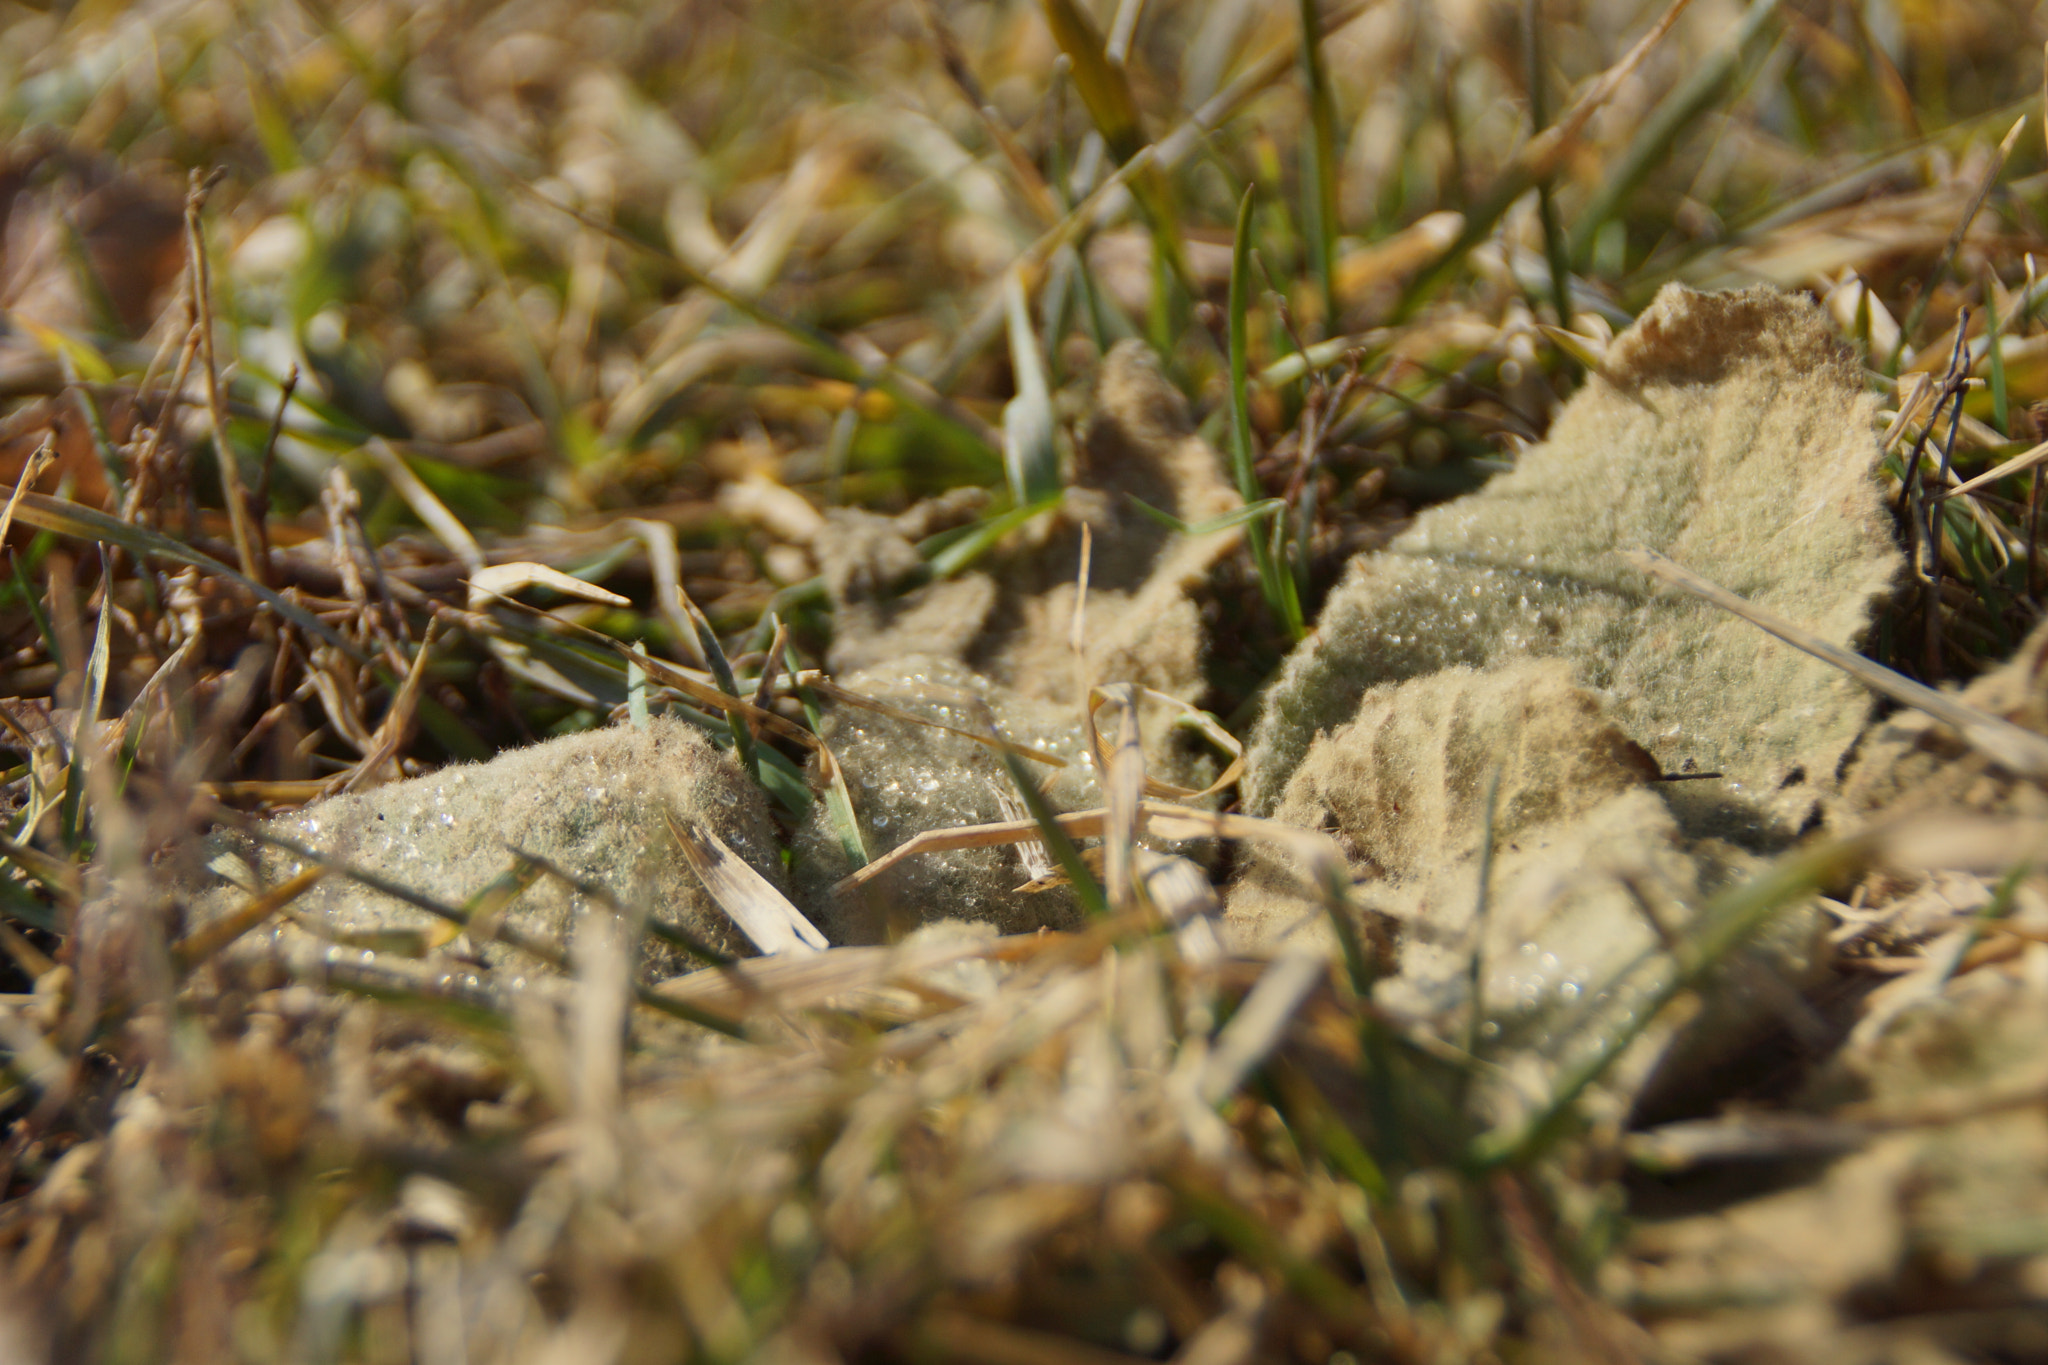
(1039, 0, 1191, 287)
(667, 813, 828, 955)
(1229, 189, 1304, 639)
(58, 553, 114, 850)
(12, 492, 352, 652)
(1568, 0, 1785, 269)
(923, 496, 1063, 580)
(1988, 283, 2011, 435)
(1002, 273, 1062, 505)
(173, 866, 329, 970)
(1297, 0, 1341, 329)
(1525, 0, 1574, 325)
(1126, 493, 1287, 536)
(681, 597, 759, 785)
(1470, 832, 1872, 1169)
(998, 749, 1107, 919)
(1537, 323, 1608, 373)
(786, 641, 869, 871)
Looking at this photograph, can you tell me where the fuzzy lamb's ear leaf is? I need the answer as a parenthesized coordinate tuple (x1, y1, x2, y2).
(1246, 285, 1905, 833)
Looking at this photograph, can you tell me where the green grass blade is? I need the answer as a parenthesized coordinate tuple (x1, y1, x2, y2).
(627, 659, 649, 728)
(1002, 273, 1062, 505)
(998, 749, 1107, 920)
(67, 385, 127, 507)
(1126, 494, 1286, 536)
(1525, 0, 1574, 325)
(923, 496, 1062, 580)
(10, 492, 356, 655)
(1227, 187, 1304, 639)
(1468, 832, 1872, 1170)
(1038, 0, 1191, 286)
(684, 600, 760, 785)
(1226, 189, 1259, 503)
(11, 549, 56, 677)
(786, 639, 869, 871)
(1567, 0, 1786, 268)
(1297, 0, 1341, 330)
(1987, 283, 2010, 435)
(58, 551, 115, 850)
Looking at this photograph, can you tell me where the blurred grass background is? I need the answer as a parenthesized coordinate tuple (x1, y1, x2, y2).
(5, 0, 2046, 752)
(0, 0, 2046, 1360)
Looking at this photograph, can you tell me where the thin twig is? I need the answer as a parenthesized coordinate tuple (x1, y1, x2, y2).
(184, 168, 264, 586)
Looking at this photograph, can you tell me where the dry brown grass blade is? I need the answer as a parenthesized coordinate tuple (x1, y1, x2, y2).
(304, 643, 377, 755)
(1942, 436, 2048, 499)
(171, 865, 328, 969)
(620, 516, 707, 667)
(654, 933, 1014, 1016)
(371, 439, 484, 573)
(837, 797, 1353, 938)
(466, 562, 632, 613)
(1086, 685, 1246, 801)
(1525, 0, 1698, 181)
(836, 809, 1114, 894)
(1883, 371, 1936, 450)
(666, 812, 828, 955)
(0, 435, 53, 547)
(1096, 683, 1144, 913)
(794, 672, 1071, 767)
(1626, 548, 2048, 779)
(184, 168, 262, 585)
(1199, 951, 1326, 1103)
(333, 618, 442, 795)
